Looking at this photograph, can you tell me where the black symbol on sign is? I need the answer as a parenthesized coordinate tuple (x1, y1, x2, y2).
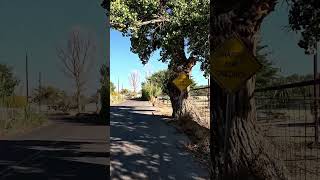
(225, 60, 240, 67)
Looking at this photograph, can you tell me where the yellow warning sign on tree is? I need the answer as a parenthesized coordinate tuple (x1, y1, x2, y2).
(211, 37, 262, 93)
(172, 73, 192, 92)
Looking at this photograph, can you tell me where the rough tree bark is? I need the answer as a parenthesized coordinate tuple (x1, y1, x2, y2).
(165, 37, 206, 127)
(167, 63, 202, 124)
(210, 1, 289, 179)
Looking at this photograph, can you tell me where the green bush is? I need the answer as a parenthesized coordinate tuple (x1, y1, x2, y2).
(111, 92, 124, 103)
(141, 82, 161, 101)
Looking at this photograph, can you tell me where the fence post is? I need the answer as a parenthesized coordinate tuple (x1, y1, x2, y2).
(314, 42, 319, 144)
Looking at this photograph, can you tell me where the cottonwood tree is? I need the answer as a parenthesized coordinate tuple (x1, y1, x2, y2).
(129, 70, 140, 93)
(105, 0, 209, 122)
(289, 0, 320, 54)
(56, 28, 96, 113)
(210, 0, 320, 179)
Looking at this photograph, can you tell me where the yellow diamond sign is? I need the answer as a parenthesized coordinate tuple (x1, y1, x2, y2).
(172, 73, 192, 92)
(211, 37, 262, 93)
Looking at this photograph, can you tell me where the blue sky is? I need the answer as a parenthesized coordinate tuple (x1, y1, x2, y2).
(260, 2, 314, 76)
(0, 0, 107, 96)
(110, 2, 315, 92)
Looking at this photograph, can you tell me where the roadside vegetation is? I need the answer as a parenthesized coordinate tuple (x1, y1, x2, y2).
(141, 82, 161, 102)
(0, 103, 47, 136)
(32, 85, 97, 114)
(109, 81, 125, 104)
(141, 70, 197, 105)
(109, 72, 140, 105)
(0, 63, 47, 136)
(110, 91, 124, 104)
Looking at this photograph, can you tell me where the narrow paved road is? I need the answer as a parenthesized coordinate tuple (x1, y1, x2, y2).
(0, 114, 109, 180)
(111, 100, 209, 180)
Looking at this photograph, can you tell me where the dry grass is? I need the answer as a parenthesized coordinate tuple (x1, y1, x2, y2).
(257, 109, 320, 180)
(154, 100, 172, 116)
(0, 106, 48, 137)
(110, 93, 125, 105)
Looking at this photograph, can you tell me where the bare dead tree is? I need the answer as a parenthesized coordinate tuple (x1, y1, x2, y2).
(129, 70, 140, 93)
(56, 28, 96, 113)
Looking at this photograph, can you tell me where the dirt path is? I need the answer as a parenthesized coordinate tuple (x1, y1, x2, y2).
(110, 100, 209, 180)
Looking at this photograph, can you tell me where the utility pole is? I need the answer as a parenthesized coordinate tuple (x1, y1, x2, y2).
(25, 50, 29, 120)
(118, 78, 120, 94)
(26, 50, 29, 105)
(314, 42, 319, 144)
(38, 72, 42, 113)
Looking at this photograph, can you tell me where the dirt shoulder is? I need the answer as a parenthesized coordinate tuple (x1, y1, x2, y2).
(0, 117, 51, 140)
(153, 101, 211, 171)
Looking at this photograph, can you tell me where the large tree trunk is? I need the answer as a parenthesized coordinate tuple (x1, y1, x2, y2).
(166, 60, 206, 127)
(210, 1, 289, 179)
(167, 75, 200, 120)
(211, 77, 288, 179)
(163, 36, 205, 126)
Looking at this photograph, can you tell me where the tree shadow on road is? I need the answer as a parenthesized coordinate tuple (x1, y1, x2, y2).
(128, 98, 146, 101)
(0, 140, 109, 180)
(110, 105, 209, 180)
(49, 113, 110, 126)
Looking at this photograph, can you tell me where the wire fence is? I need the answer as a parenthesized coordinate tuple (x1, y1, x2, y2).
(255, 80, 320, 180)
(0, 95, 48, 132)
(189, 87, 210, 128)
(186, 80, 320, 180)
(156, 86, 211, 128)
(153, 77, 320, 179)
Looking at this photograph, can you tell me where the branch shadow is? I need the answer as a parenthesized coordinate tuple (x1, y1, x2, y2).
(49, 113, 109, 126)
(0, 140, 109, 180)
(110, 104, 209, 180)
(128, 98, 146, 101)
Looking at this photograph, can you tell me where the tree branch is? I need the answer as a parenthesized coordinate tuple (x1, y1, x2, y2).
(138, 18, 170, 26)
(110, 17, 170, 28)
